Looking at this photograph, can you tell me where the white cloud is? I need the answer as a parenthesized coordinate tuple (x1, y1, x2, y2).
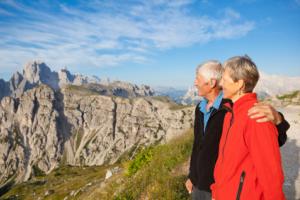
(0, 7, 14, 16)
(0, 0, 255, 74)
(224, 8, 241, 20)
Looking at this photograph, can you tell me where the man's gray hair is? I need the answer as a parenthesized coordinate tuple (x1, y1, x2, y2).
(196, 60, 223, 84)
(224, 55, 259, 93)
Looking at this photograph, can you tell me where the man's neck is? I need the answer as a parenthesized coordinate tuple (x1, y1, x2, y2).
(205, 89, 221, 104)
(205, 89, 221, 110)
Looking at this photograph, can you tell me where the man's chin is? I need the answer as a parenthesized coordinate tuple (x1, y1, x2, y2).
(223, 94, 230, 99)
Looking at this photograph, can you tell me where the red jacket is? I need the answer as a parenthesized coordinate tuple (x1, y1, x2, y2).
(211, 93, 285, 200)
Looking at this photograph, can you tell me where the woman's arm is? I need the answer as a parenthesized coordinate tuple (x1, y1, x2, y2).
(245, 120, 285, 199)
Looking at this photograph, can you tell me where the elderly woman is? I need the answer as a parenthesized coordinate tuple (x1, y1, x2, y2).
(211, 56, 285, 200)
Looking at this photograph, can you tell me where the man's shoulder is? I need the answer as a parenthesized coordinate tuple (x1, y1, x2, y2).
(195, 98, 231, 111)
(220, 98, 231, 105)
(194, 99, 230, 115)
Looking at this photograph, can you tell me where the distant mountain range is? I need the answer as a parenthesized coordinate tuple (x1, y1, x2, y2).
(0, 61, 154, 101)
(255, 72, 300, 98)
(153, 86, 187, 103)
(1, 61, 299, 105)
(156, 72, 300, 105)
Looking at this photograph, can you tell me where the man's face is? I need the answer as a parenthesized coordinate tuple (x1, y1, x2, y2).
(194, 73, 211, 97)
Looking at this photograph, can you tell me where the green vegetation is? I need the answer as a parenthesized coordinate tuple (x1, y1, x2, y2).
(151, 96, 173, 103)
(65, 85, 100, 96)
(169, 104, 192, 111)
(0, 174, 17, 198)
(276, 90, 300, 100)
(150, 96, 192, 110)
(1, 129, 194, 200)
(99, 129, 193, 200)
(127, 146, 154, 176)
(0, 165, 108, 200)
(32, 165, 46, 177)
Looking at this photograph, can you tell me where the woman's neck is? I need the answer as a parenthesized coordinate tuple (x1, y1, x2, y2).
(231, 93, 246, 103)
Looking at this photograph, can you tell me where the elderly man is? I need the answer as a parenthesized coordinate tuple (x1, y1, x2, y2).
(185, 60, 289, 200)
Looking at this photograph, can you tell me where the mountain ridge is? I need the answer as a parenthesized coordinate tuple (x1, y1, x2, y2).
(0, 61, 154, 101)
(169, 72, 300, 105)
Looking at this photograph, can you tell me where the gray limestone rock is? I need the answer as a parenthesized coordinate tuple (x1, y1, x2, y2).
(0, 84, 193, 186)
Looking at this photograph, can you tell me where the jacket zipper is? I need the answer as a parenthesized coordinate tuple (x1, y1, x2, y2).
(236, 171, 246, 200)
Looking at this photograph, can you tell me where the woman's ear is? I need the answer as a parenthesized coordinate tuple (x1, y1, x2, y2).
(237, 79, 245, 91)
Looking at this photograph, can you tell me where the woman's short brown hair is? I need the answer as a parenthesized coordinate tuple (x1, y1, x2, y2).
(224, 55, 259, 93)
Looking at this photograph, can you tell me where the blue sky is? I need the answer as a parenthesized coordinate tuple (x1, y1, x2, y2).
(0, 0, 299, 88)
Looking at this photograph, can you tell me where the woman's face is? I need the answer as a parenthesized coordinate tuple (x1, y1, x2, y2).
(220, 68, 242, 102)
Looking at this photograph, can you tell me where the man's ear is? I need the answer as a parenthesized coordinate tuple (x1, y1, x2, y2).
(210, 79, 217, 88)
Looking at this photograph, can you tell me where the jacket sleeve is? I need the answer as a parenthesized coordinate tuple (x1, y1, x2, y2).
(245, 119, 285, 200)
(188, 104, 199, 179)
(210, 183, 216, 199)
(276, 112, 290, 147)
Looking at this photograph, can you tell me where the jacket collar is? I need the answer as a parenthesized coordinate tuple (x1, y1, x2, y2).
(222, 93, 257, 113)
(233, 93, 257, 110)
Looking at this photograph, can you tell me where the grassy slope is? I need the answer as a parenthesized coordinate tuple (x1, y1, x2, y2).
(1, 129, 193, 200)
(0, 165, 110, 200)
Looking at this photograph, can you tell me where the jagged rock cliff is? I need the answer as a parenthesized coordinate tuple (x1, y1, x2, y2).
(0, 85, 61, 184)
(0, 84, 193, 185)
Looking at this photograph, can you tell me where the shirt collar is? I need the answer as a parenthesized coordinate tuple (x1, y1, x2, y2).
(212, 91, 223, 110)
(199, 91, 223, 113)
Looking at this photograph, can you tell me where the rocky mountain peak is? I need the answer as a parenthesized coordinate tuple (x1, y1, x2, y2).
(0, 61, 155, 101)
(23, 61, 47, 82)
(58, 68, 75, 86)
(23, 61, 59, 89)
(9, 71, 23, 91)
